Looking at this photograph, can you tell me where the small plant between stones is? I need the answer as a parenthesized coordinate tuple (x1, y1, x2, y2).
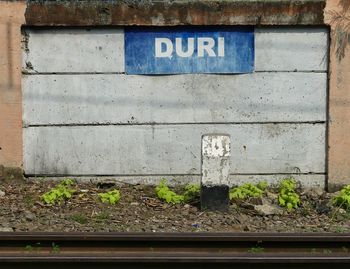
(41, 179, 76, 205)
(229, 182, 267, 200)
(156, 179, 185, 204)
(278, 178, 300, 210)
(248, 246, 265, 253)
(183, 183, 200, 203)
(333, 185, 350, 210)
(98, 189, 121, 205)
(51, 243, 60, 254)
(24, 245, 33, 252)
(24, 243, 42, 253)
(70, 213, 88, 224)
(155, 179, 200, 204)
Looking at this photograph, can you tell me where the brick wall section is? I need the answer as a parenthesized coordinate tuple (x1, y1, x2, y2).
(0, 1, 25, 170)
(325, 0, 350, 190)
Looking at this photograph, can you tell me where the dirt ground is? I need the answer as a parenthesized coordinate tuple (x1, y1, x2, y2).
(0, 180, 349, 233)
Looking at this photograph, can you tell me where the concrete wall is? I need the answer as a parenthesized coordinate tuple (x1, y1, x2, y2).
(2, 0, 350, 190)
(22, 27, 328, 187)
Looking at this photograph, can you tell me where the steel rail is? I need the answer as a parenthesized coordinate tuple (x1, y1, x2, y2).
(0, 232, 349, 268)
(1, 232, 350, 241)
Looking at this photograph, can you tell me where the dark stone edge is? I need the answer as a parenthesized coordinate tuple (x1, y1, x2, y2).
(25, 0, 326, 26)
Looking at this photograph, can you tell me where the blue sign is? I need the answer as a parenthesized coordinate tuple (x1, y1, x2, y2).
(125, 27, 254, 74)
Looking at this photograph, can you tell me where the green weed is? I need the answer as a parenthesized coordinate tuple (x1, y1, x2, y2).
(24, 245, 33, 252)
(155, 179, 184, 204)
(183, 184, 200, 203)
(248, 246, 265, 253)
(300, 203, 313, 217)
(333, 185, 350, 210)
(323, 249, 332, 254)
(41, 179, 76, 205)
(96, 211, 110, 220)
(333, 225, 348, 233)
(70, 214, 88, 224)
(51, 243, 60, 254)
(256, 181, 268, 191)
(23, 196, 35, 207)
(278, 178, 300, 210)
(24, 243, 42, 253)
(98, 189, 121, 205)
(229, 182, 267, 200)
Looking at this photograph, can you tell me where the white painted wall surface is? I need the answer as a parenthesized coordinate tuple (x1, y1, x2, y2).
(23, 73, 327, 125)
(202, 135, 231, 186)
(22, 27, 329, 187)
(23, 28, 328, 73)
(24, 124, 325, 175)
(23, 29, 124, 73)
(255, 28, 328, 71)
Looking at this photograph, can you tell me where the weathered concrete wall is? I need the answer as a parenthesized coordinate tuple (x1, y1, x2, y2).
(23, 73, 327, 125)
(325, 0, 350, 190)
(23, 29, 124, 73)
(0, 1, 25, 172)
(7, 0, 350, 190)
(23, 28, 328, 73)
(24, 124, 325, 175)
(22, 28, 328, 126)
(22, 27, 328, 187)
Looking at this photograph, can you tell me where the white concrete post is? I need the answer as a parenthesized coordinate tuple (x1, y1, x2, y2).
(201, 134, 230, 211)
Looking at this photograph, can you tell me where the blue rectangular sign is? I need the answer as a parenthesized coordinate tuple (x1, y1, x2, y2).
(125, 27, 254, 74)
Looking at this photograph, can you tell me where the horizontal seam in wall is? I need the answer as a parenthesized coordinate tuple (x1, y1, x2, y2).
(23, 122, 327, 128)
(230, 173, 325, 176)
(254, 70, 327, 73)
(24, 173, 326, 177)
(23, 72, 125, 75)
(22, 71, 328, 75)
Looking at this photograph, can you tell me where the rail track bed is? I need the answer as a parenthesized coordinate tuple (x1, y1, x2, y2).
(0, 233, 350, 268)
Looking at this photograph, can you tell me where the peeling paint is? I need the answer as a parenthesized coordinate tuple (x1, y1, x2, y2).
(202, 135, 231, 158)
(202, 135, 231, 187)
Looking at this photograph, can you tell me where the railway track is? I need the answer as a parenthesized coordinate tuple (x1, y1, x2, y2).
(0, 232, 350, 268)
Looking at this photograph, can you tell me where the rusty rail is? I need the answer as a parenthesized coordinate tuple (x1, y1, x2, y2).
(0, 233, 349, 268)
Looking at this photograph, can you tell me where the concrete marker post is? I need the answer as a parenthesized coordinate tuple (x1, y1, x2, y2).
(201, 134, 230, 211)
